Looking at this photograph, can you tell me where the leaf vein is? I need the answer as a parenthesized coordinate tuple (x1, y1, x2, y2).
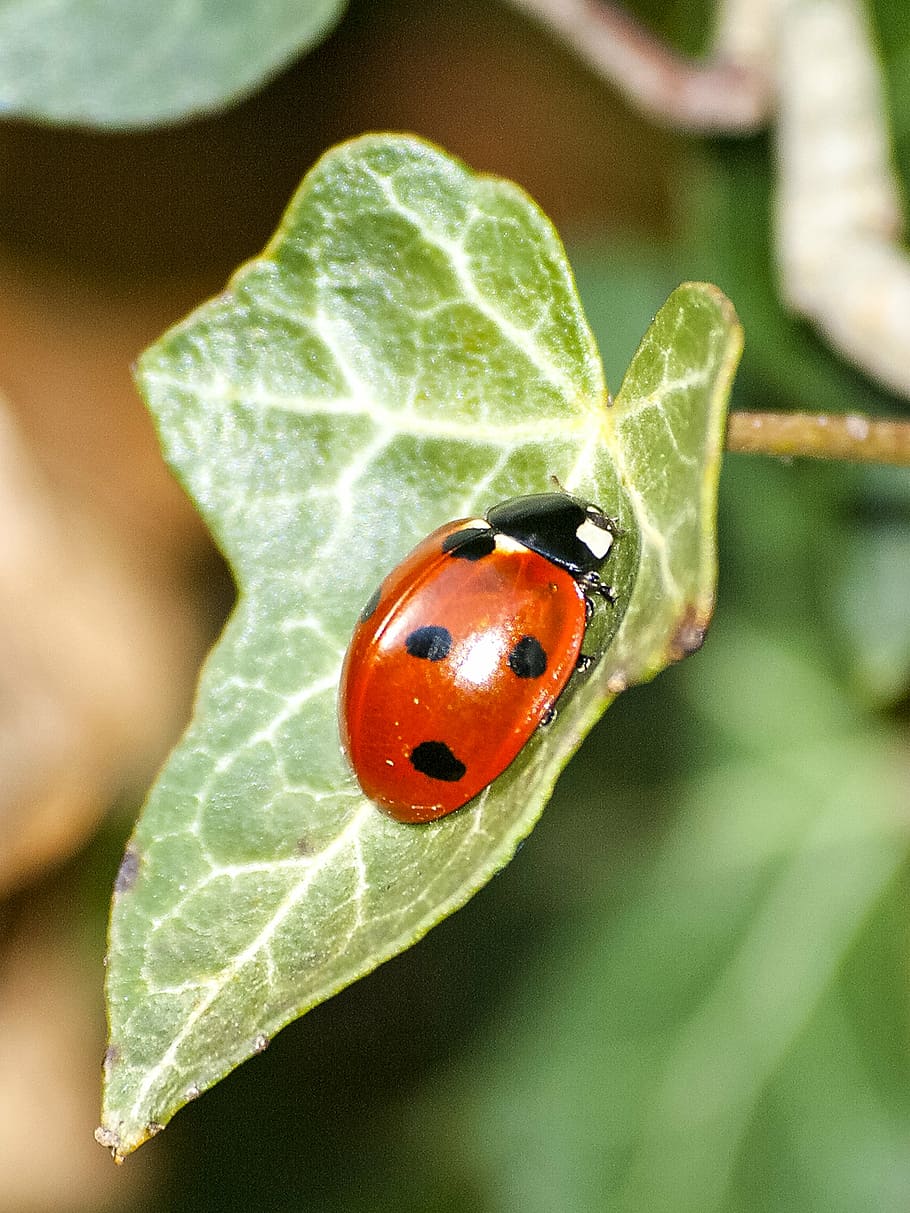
(130, 803, 374, 1120)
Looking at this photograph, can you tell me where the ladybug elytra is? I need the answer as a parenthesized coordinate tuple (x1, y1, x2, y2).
(338, 492, 618, 822)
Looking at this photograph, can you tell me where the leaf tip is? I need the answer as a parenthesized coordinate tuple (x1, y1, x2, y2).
(94, 1118, 164, 1164)
(93, 1124, 126, 1165)
(681, 280, 744, 346)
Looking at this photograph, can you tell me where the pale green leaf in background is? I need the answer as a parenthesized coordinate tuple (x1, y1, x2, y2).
(97, 134, 741, 1158)
(0, 0, 347, 128)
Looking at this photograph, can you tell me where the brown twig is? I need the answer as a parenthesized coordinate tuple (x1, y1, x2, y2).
(726, 411, 910, 466)
(504, 0, 773, 132)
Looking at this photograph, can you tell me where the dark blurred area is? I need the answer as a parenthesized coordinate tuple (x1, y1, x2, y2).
(0, 0, 679, 275)
(0, 1, 907, 1211)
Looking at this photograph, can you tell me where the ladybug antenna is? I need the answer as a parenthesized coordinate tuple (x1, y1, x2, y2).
(549, 473, 567, 495)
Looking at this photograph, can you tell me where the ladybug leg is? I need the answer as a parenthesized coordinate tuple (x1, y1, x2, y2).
(581, 572, 616, 606)
(540, 704, 558, 727)
(576, 653, 593, 673)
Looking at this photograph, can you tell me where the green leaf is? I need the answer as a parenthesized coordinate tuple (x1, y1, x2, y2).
(0, 0, 346, 128)
(97, 134, 741, 1158)
(824, 465, 910, 707)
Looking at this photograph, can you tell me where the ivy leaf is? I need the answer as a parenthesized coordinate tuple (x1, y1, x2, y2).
(0, 0, 346, 128)
(96, 134, 742, 1159)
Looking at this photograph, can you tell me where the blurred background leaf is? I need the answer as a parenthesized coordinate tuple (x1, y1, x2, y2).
(0, 0, 906, 1209)
(0, 0, 348, 128)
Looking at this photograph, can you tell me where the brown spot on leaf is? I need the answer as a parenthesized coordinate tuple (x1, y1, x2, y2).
(114, 846, 140, 894)
(102, 1044, 120, 1073)
(253, 1033, 270, 1054)
(668, 604, 712, 663)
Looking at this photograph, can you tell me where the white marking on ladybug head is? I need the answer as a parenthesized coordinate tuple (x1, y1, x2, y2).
(491, 534, 529, 555)
(576, 516, 614, 560)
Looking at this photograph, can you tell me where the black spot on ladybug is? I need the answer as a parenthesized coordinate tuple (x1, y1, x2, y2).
(442, 527, 496, 560)
(114, 846, 140, 893)
(405, 625, 452, 661)
(359, 585, 382, 622)
(508, 635, 548, 679)
(409, 740, 467, 783)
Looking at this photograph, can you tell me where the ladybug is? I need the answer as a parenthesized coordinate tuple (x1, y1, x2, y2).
(338, 492, 618, 823)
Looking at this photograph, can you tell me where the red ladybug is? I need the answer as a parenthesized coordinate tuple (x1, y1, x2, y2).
(339, 493, 618, 823)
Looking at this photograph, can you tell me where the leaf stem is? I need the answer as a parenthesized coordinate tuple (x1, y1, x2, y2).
(726, 411, 910, 466)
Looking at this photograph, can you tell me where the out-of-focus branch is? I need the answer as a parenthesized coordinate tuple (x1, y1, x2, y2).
(504, 0, 774, 131)
(775, 0, 910, 399)
(505, 0, 910, 402)
(726, 410, 910, 465)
